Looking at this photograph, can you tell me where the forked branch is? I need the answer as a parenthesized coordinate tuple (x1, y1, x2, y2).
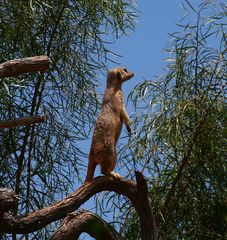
(0, 172, 157, 240)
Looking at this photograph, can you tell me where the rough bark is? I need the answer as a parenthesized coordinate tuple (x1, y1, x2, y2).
(135, 171, 157, 240)
(0, 115, 47, 128)
(0, 188, 18, 215)
(0, 175, 135, 234)
(0, 55, 49, 78)
(50, 210, 122, 240)
(0, 172, 157, 240)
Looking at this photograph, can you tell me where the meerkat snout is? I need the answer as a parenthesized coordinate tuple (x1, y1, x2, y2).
(107, 67, 134, 87)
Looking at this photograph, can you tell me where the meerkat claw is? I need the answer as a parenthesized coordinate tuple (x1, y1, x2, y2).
(109, 171, 121, 179)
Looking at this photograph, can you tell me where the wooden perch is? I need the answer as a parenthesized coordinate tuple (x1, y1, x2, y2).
(50, 210, 122, 240)
(0, 55, 50, 78)
(0, 172, 157, 240)
(0, 115, 47, 128)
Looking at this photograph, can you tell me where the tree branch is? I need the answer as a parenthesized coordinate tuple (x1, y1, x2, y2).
(50, 210, 122, 240)
(161, 119, 205, 215)
(0, 115, 47, 129)
(161, 87, 224, 217)
(0, 173, 156, 240)
(0, 176, 136, 234)
(0, 55, 49, 78)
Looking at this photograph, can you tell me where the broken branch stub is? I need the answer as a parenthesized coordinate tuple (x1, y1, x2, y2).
(0, 55, 50, 78)
(0, 115, 47, 129)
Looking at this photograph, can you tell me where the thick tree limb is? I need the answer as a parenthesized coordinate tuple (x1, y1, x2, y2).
(0, 173, 157, 240)
(0, 55, 49, 78)
(0, 176, 135, 234)
(0, 115, 47, 128)
(50, 210, 122, 240)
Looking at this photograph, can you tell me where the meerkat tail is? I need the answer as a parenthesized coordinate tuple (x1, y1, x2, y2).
(85, 159, 96, 183)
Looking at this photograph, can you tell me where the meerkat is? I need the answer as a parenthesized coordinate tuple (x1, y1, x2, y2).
(84, 67, 134, 183)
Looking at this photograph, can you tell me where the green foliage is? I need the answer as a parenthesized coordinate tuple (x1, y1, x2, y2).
(118, 1, 226, 239)
(0, 0, 136, 238)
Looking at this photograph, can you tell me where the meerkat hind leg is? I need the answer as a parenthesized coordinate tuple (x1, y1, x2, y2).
(101, 162, 121, 179)
(84, 158, 97, 183)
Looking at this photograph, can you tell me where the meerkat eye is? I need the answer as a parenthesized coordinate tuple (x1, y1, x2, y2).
(123, 68, 128, 72)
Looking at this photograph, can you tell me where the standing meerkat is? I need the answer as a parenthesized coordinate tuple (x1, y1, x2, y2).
(85, 67, 134, 183)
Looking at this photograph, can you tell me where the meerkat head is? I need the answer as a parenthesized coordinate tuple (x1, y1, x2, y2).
(107, 67, 134, 87)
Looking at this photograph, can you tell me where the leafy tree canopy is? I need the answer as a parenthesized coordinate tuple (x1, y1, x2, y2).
(0, 0, 135, 238)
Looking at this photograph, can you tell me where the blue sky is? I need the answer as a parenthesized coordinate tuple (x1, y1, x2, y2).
(108, 0, 184, 87)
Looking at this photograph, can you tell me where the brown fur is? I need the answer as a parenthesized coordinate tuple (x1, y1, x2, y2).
(85, 67, 134, 182)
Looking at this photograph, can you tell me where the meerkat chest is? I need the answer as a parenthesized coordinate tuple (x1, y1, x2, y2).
(110, 90, 124, 114)
(113, 91, 123, 106)
(103, 89, 124, 116)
